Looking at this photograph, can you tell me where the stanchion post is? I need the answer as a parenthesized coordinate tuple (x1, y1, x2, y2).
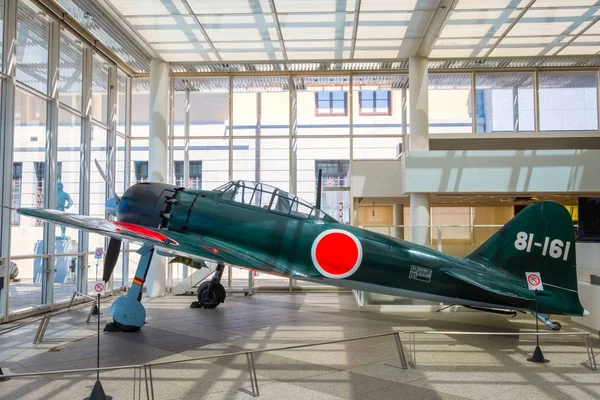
(68, 291, 77, 309)
(584, 334, 597, 371)
(384, 332, 408, 370)
(238, 352, 260, 397)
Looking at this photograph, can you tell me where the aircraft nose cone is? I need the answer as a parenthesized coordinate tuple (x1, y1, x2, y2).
(106, 198, 118, 217)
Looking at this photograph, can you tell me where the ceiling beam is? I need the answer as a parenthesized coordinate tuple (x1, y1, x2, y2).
(483, 0, 537, 58)
(414, 0, 458, 58)
(92, 0, 161, 60)
(553, 17, 600, 56)
(268, 0, 289, 62)
(349, 0, 362, 59)
(180, 0, 223, 62)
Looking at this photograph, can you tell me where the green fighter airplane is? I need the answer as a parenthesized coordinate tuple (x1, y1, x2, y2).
(17, 173, 588, 332)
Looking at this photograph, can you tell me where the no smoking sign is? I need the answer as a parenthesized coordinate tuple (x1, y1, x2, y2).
(525, 272, 544, 291)
(94, 281, 105, 295)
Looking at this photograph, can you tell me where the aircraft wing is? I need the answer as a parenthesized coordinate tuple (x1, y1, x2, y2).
(17, 208, 281, 273)
(442, 268, 536, 301)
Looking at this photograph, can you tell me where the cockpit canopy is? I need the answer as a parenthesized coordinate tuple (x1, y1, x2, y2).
(214, 181, 336, 222)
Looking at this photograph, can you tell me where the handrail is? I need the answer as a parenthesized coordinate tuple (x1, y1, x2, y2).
(0, 331, 405, 379)
(1, 364, 143, 378)
(2, 329, 595, 379)
(404, 330, 597, 371)
(145, 331, 400, 368)
(418, 331, 592, 336)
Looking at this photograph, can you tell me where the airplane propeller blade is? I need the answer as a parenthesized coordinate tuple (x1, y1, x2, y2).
(94, 159, 120, 203)
(103, 238, 122, 282)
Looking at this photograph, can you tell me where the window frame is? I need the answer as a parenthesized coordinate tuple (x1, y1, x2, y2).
(315, 91, 348, 117)
(358, 90, 392, 116)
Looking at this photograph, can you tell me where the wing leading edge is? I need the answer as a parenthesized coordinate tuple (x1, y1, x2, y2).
(17, 208, 280, 274)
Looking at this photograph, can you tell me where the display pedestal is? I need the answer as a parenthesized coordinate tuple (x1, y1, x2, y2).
(527, 345, 550, 364)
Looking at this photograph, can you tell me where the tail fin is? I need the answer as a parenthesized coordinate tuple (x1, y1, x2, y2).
(467, 201, 583, 314)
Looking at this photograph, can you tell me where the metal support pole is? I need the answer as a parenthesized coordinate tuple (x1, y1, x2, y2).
(401, 87, 407, 151)
(147, 365, 155, 400)
(289, 74, 297, 195)
(228, 76, 234, 181)
(384, 332, 408, 370)
(238, 352, 260, 397)
(0, 0, 18, 323)
(143, 365, 151, 400)
(409, 331, 416, 367)
(86, 300, 97, 323)
(585, 334, 597, 371)
(42, 16, 60, 308)
(80, 46, 94, 296)
(184, 88, 190, 189)
(533, 69, 540, 132)
(471, 71, 477, 133)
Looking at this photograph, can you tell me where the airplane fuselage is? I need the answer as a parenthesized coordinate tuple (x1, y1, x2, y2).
(164, 189, 536, 313)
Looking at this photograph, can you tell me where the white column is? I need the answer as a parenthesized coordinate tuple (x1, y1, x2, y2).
(408, 56, 430, 245)
(146, 59, 168, 297)
(392, 204, 404, 240)
(410, 194, 430, 245)
(409, 56, 429, 152)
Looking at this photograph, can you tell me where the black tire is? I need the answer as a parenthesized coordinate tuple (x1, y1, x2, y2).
(215, 283, 226, 303)
(197, 281, 220, 309)
(551, 321, 562, 331)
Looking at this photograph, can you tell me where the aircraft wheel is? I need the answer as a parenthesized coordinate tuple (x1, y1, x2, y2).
(197, 282, 220, 309)
(215, 283, 226, 303)
(551, 321, 562, 331)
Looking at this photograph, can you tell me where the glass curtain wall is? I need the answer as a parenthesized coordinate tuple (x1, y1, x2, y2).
(0, 0, 130, 322)
(475, 72, 534, 132)
(539, 71, 598, 131)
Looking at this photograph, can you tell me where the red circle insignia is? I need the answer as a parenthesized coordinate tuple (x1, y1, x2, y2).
(311, 229, 362, 279)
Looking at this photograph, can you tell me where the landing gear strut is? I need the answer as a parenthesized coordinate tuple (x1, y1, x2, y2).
(191, 262, 226, 309)
(106, 245, 154, 332)
(532, 312, 562, 331)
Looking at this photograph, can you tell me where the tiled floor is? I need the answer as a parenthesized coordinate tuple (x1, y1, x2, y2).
(0, 292, 598, 400)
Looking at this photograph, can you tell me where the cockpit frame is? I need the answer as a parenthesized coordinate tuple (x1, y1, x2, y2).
(214, 181, 336, 222)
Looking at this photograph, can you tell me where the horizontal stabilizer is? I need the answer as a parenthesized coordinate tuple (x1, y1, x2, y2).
(443, 269, 535, 301)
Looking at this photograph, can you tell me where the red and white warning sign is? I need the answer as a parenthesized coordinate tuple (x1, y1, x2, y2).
(93, 281, 106, 295)
(311, 229, 363, 279)
(525, 272, 543, 291)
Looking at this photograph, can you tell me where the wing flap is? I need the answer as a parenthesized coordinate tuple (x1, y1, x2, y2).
(443, 269, 535, 301)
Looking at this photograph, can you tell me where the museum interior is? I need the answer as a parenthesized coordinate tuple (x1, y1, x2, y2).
(0, 0, 600, 399)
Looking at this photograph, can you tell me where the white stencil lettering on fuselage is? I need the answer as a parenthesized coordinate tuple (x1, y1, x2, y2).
(409, 265, 432, 283)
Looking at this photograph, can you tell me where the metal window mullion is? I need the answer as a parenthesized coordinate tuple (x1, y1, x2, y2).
(597, 69, 600, 132)
(349, 74, 354, 225)
(106, 64, 117, 291)
(349, 74, 354, 161)
(122, 76, 132, 286)
(401, 87, 407, 150)
(79, 46, 93, 295)
(471, 71, 476, 134)
(0, 0, 18, 322)
(534, 69, 540, 133)
(184, 88, 190, 188)
(289, 74, 297, 195)
(228, 75, 233, 181)
(169, 78, 175, 185)
(43, 17, 60, 307)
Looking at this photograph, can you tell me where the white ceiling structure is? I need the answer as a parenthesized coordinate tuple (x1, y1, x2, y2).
(54, 0, 600, 73)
